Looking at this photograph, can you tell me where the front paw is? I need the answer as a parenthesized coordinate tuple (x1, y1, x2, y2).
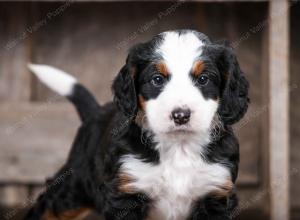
(189, 196, 231, 220)
(104, 194, 150, 220)
(189, 203, 209, 220)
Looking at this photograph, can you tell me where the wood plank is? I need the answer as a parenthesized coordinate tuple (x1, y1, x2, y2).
(290, 2, 300, 210)
(260, 20, 271, 216)
(269, 0, 290, 220)
(0, 103, 80, 184)
(0, 185, 28, 207)
(0, 4, 32, 102)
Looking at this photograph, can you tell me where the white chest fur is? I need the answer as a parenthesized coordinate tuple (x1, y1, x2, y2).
(120, 144, 230, 220)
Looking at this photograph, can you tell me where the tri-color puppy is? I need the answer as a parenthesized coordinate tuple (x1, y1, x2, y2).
(24, 30, 249, 220)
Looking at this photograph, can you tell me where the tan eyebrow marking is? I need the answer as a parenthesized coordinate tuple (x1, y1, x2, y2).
(193, 61, 205, 76)
(138, 95, 146, 110)
(156, 61, 169, 77)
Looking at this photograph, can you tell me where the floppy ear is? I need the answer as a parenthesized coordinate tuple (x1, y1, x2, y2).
(112, 63, 137, 117)
(217, 46, 250, 125)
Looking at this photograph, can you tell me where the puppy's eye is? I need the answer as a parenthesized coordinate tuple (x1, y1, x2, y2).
(197, 75, 209, 86)
(151, 74, 165, 87)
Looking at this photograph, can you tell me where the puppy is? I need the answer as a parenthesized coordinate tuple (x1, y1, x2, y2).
(24, 30, 249, 220)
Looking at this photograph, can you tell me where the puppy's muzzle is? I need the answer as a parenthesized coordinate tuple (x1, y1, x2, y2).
(171, 108, 191, 125)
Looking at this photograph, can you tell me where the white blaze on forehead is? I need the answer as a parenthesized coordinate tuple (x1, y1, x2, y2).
(157, 32, 204, 76)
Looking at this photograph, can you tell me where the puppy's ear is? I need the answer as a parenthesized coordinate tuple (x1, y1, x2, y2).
(112, 62, 137, 117)
(217, 45, 249, 125)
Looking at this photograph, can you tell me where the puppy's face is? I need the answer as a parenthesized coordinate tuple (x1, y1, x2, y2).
(113, 30, 249, 142)
(138, 32, 219, 141)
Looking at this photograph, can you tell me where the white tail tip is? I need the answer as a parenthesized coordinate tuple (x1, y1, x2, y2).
(28, 64, 77, 96)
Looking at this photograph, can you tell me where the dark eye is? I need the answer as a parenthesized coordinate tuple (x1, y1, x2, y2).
(151, 74, 165, 87)
(197, 75, 209, 86)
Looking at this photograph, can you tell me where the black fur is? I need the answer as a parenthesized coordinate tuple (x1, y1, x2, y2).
(203, 43, 250, 125)
(68, 84, 102, 122)
(24, 30, 249, 220)
(112, 64, 137, 117)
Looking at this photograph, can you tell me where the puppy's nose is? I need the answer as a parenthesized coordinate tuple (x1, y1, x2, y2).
(171, 108, 191, 125)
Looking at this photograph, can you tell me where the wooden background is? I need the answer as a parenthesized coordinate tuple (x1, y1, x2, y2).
(0, 1, 299, 220)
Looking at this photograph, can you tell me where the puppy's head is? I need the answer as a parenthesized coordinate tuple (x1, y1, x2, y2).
(113, 30, 249, 142)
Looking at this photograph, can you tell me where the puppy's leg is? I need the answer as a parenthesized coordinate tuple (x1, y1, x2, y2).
(23, 169, 93, 220)
(24, 189, 92, 220)
(189, 193, 237, 220)
(103, 193, 150, 220)
(189, 198, 229, 220)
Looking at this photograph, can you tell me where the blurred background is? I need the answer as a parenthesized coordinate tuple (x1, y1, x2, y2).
(0, 0, 298, 220)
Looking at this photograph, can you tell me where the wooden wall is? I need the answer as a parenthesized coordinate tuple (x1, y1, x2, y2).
(290, 3, 300, 210)
(0, 1, 299, 219)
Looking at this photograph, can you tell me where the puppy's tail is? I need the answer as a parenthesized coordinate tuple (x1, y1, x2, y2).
(28, 64, 101, 122)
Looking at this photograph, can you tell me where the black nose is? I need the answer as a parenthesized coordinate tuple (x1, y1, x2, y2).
(171, 108, 191, 125)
